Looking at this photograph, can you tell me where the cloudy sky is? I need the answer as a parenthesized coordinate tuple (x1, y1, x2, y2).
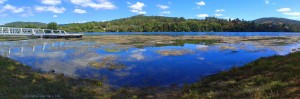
(0, 0, 299, 24)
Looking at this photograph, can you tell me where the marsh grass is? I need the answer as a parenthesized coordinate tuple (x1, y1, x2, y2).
(183, 52, 300, 99)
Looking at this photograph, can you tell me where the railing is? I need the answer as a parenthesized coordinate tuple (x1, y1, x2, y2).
(0, 27, 68, 35)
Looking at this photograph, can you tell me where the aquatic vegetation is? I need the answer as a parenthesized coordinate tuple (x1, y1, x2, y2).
(174, 39, 220, 45)
(156, 49, 193, 56)
(89, 56, 126, 70)
(219, 45, 237, 50)
(0, 36, 30, 41)
(104, 48, 122, 52)
(77, 35, 223, 48)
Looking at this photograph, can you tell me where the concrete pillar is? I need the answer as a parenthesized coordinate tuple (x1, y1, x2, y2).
(43, 29, 45, 35)
(32, 29, 35, 35)
(8, 28, 10, 34)
(20, 28, 23, 34)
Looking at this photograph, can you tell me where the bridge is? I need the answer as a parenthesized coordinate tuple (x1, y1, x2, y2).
(0, 27, 82, 38)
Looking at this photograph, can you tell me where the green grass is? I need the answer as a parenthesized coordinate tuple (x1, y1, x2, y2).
(0, 36, 30, 41)
(0, 56, 112, 98)
(183, 52, 300, 99)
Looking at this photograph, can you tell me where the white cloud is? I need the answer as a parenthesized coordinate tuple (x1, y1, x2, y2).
(215, 9, 225, 12)
(128, 2, 146, 14)
(196, 1, 205, 6)
(277, 8, 291, 12)
(73, 9, 86, 14)
(214, 14, 223, 17)
(0, 5, 34, 17)
(35, 6, 66, 13)
(160, 11, 171, 15)
(197, 14, 208, 18)
(69, 0, 116, 10)
(277, 8, 300, 17)
(20, 12, 34, 17)
(53, 15, 57, 18)
(283, 12, 300, 16)
(265, 0, 270, 4)
(72, 21, 87, 23)
(131, 49, 146, 60)
(20, 7, 34, 17)
(157, 4, 169, 9)
(41, 0, 61, 5)
(2, 4, 24, 13)
(0, 0, 6, 4)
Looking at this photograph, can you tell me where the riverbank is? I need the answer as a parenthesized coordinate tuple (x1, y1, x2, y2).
(0, 56, 113, 98)
(0, 36, 30, 41)
(182, 52, 300, 98)
(1, 52, 299, 98)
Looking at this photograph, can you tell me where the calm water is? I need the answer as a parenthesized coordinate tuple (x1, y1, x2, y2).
(1, 32, 300, 88)
(84, 32, 300, 36)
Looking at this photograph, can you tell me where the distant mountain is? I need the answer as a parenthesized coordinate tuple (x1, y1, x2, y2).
(2, 21, 47, 28)
(254, 17, 300, 25)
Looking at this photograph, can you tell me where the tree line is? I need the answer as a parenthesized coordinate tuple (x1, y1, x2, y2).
(4, 15, 300, 32)
(59, 15, 299, 32)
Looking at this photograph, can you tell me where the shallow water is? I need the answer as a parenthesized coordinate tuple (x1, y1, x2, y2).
(85, 32, 300, 36)
(1, 33, 300, 88)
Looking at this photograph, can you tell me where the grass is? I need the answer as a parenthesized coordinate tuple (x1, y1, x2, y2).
(0, 56, 113, 98)
(183, 52, 300, 99)
(0, 36, 30, 41)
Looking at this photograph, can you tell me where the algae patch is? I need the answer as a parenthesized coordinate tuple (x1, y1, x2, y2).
(89, 56, 126, 70)
(156, 49, 193, 56)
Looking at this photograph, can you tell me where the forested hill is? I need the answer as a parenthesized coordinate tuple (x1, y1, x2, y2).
(254, 17, 300, 25)
(1, 22, 47, 28)
(60, 15, 300, 32)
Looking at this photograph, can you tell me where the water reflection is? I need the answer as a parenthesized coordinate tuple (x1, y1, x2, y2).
(1, 36, 300, 88)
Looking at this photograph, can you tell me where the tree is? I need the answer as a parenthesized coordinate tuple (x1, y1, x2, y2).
(24, 24, 37, 28)
(47, 22, 58, 30)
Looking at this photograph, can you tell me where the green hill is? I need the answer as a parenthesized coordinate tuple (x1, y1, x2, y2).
(254, 17, 300, 25)
(2, 21, 47, 28)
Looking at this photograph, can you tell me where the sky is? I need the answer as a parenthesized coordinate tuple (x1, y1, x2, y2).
(0, 0, 300, 25)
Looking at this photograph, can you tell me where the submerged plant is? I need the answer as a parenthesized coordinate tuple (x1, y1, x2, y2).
(156, 49, 193, 56)
(89, 56, 126, 70)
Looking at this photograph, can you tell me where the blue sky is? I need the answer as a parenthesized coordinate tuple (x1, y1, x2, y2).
(0, 0, 300, 25)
